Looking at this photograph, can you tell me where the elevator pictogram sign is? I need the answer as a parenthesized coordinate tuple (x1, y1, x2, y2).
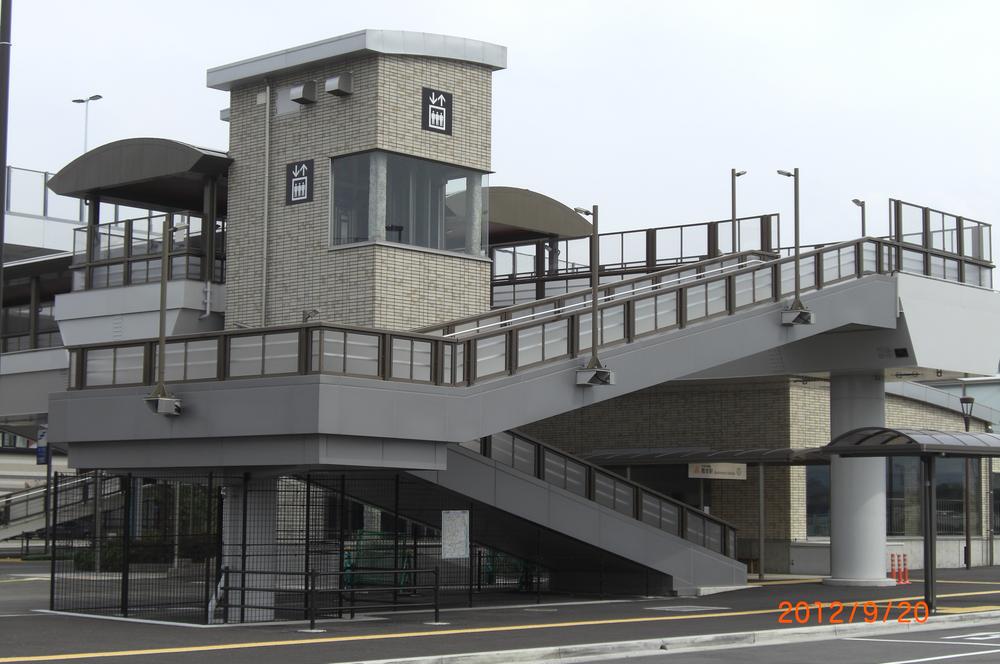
(285, 159, 314, 205)
(421, 87, 453, 135)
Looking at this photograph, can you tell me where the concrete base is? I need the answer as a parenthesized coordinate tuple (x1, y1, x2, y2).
(823, 577, 896, 587)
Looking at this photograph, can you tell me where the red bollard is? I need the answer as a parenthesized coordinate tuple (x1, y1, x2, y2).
(902, 554, 910, 585)
(889, 553, 897, 581)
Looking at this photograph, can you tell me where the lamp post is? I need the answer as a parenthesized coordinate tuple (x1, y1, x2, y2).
(777, 168, 805, 311)
(573, 205, 604, 370)
(961, 394, 975, 569)
(145, 215, 186, 415)
(71, 94, 102, 153)
(852, 199, 866, 237)
(731, 169, 746, 252)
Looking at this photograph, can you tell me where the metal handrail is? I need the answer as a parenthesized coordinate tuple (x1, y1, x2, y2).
(469, 427, 738, 557)
(67, 235, 994, 392)
(420, 249, 777, 335)
(446, 258, 769, 339)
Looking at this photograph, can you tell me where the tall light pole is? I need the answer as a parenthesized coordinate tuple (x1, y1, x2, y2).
(961, 394, 975, 570)
(71, 94, 102, 152)
(573, 205, 604, 370)
(731, 169, 746, 252)
(777, 168, 805, 311)
(852, 198, 866, 237)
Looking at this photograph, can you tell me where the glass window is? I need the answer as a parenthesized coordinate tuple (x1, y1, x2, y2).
(806, 465, 830, 537)
(936, 458, 981, 536)
(887, 457, 922, 536)
(331, 151, 488, 256)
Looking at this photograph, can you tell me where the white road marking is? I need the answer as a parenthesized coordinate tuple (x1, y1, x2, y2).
(645, 605, 730, 612)
(942, 632, 1000, 641)
(877, 648, 1000, 664)
(847, 638, 992, 648)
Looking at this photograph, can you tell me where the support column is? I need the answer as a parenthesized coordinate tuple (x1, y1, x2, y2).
(368, 153, 387, 242)
(825, 372, 894, 586)
(222, 476, 277, 622)
(464, 175, 483, 256)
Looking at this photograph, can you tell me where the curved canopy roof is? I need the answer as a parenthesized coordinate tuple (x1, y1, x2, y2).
(825, 427, 1000, 457)
(47, 138, 231, 214)
(486, 186, 594, 244)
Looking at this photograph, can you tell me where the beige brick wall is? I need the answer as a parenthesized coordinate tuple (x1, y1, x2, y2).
(225, 53, 494, 330)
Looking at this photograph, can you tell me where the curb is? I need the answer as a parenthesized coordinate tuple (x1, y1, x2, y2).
(342, 610, 1000, 664)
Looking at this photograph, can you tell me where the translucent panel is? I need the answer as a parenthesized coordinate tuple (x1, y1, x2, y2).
(706, 279, 726, 316)
(114, 346, 144, 385)
(48, 191, 83, 222)
(69, 350, 79, 388)
(753, 268, 772, 302)
(543, 451, 564, 487)
(799, 256, 816, 291)
(686, 284, 707, 322)
(491, 432, 514, 467)
(315, 330, 345, 373)
(634, 297, 655, 335)
(733, 272, 753, 308)
(344, 333, 379, 376)
(822, 249, 840, 283)
(442, 343, 454, 382)
(517, 325, 543, 367)
(780, 262, 795, 296)
(641, 494, 661, 527)
(454, 344, 465, 383)
(263, 333, 298, 374)
(391, 338, 412, 379)
(601, 305, 625, 344)
(862, 242, 877, 273)
(7, 167, 46, 215)
(475, 334, 507, 378)
(161, 342, 186, 382)
(686, 512, 705, 544)
(412, 340, 432, 382)
(944, 259, 960, 282)
(901, 250, 925, 274)
(655, 292, 677, 329)
(661, 501, 679, 535)
(614, 482, 634, 516)
(594, 473, 615, 509)
(840, 246, 856, 278)
(930, 255, 945, 279)
(543, 319, 569, 360)
(186, 340, 218, 380)
(229, 335, 263, 377)
(705, 521, 723, 553)
(86, 348, 114, 386)
(565, 458, 587, 496)
(513, 437, 537, 475)
(578, 314, 592, 354)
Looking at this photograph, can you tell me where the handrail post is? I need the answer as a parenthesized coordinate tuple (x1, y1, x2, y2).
(434, 567, 440, 623)
(222, 566, 230, 624)
(308, 569, 317, 630)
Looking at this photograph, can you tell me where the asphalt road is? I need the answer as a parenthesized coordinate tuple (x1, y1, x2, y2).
(5, 561, 1000, 664)
(601, 624, 1000, 663)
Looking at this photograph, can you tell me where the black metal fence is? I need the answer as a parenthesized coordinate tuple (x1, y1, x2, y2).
(50, 471, 549, 624)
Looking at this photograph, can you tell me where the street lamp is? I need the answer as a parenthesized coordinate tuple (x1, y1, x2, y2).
(960, 394, 975, 569)
(777, 168, 808, 316)
(572, 205, 614, 385)
(731, 169, 747, 251)
(71, 94, 102, 153)
(852, 199, 866, 237)
(145, 215, 187, 415)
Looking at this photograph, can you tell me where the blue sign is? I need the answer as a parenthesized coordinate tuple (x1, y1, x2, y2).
(35, 445, 49, 465)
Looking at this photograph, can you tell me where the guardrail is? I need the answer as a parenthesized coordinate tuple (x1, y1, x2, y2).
(460, 429, 738, 558)
(0, 475, 91, 533)
(66, 235, 993, 393)
(218, 566, 440, 626)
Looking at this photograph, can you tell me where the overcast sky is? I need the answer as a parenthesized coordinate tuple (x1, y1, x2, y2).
(8, 0, 999, 250)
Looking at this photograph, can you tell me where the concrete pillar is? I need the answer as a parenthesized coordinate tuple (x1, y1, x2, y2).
(368, 152, 387, 242)
(222, 477, 277, 621)
(464, 175, 483, 255)
(825, 373, 894, 587)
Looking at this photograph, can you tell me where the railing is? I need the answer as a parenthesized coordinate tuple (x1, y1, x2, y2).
(5, 166, 83, 222)
(423, 251, 776, 338)
(890, 199, 992, 263)
(218, 566, 440, 626)
(460, 430, 737, 558)
(491, 214, 780, 306)
(70, 214, 226, 291)
(0, 474, 91, 533)
(66, 234, 994, 392)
